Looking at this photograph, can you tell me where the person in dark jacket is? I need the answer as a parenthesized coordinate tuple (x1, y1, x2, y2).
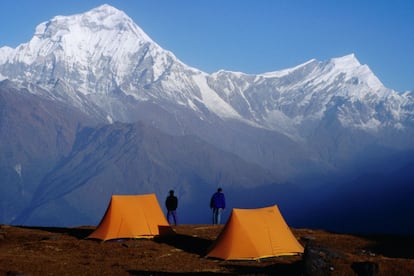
(210, 187, 226, 224)
(165, 190, 178, 225)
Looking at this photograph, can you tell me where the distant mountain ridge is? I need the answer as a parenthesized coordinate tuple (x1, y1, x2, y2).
(1, 5, 412, 135)
(0, 5, 413, 232)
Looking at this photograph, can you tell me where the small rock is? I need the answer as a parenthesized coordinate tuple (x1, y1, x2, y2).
(351, 261, 379, 276)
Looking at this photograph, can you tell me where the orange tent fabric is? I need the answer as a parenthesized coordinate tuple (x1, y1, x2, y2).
(207, 205, 304, 260)
(88, 194, 173, 241)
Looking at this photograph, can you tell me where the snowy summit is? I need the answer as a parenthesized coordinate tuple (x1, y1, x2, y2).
(0, 4, 412, 134)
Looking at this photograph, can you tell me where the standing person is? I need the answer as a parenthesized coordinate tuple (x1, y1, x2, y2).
(210, 187, 226, 224)
(165, 190, 178, 226)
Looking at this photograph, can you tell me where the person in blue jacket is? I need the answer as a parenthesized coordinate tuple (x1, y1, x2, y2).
(210, 187, 226, 224)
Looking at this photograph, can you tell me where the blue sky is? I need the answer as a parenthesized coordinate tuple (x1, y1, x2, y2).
(0, 0, 413, 92)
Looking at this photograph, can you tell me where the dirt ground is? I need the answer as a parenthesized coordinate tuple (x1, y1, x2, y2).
(1, 224, 414, 275)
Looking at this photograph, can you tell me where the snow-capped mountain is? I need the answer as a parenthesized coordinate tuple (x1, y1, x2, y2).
(1, 4, 414, 231)
(0, 4, 241, 123)
(209, 54, 414, 137)
(1, 4, 412, 138)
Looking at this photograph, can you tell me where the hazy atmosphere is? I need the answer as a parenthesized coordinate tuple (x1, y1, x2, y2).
(1, 1, 414, 234)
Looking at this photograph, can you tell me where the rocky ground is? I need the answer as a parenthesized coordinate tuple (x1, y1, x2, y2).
(1, 224, 414, 275)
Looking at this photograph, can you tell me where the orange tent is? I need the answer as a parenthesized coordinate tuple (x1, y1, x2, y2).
(207, 205, 304, 260)
(88, 194, 173, 241)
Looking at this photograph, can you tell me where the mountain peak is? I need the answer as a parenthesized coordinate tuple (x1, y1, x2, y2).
(81, 4, 134, 29)
(0, 4, 175, 95)
(324, 54, 384, 91)
(33, 4, 151, 41)
(89, 4, 123, 14)
(329, 53, 361, 70)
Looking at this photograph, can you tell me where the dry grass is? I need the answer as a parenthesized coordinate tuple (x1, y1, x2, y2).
(1, 224, 414, 275)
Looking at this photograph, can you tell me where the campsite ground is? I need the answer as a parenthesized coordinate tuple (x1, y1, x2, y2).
(1, 224, 414, 275)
